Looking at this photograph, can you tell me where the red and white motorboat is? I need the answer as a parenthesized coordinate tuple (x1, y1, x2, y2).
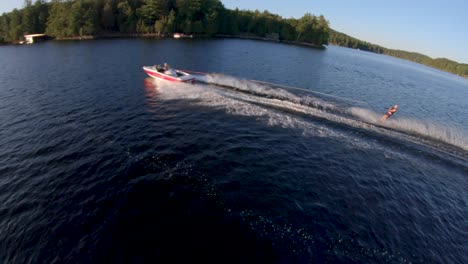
(142, 65, 195, 83)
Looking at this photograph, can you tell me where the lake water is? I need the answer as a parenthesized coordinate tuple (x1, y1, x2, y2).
(0, 38, 467, 263)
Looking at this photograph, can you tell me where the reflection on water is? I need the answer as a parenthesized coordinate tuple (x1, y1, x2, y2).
(143, 78, 159, 111)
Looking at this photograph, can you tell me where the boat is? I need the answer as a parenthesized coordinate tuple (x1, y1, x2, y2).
(173, 33, 194, 39)
(142, 65, 195, 83)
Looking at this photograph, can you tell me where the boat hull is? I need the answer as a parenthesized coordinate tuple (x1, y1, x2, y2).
(143, 66, 195, 83)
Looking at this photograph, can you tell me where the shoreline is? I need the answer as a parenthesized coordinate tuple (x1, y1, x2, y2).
(53, 33, 326, 49)
(17, 33, 326, 49)
(213, 34, 325, 49)
(54, 32, 163, 40)
(5, 33, 466, 78)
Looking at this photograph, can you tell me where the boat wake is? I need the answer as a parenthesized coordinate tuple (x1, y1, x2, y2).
(349, 107, 468, 153)
(147, 73, 468, 162)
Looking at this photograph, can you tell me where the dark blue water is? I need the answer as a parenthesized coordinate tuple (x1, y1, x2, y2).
(1, 39, 467, 263)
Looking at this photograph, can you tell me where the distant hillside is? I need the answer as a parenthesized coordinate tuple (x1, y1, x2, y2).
(329, 29, 468, 78)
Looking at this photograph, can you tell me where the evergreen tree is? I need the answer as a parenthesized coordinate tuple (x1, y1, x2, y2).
(102, 0, 115, 31)
(154, 16, 167, 34)
(166, 9, 175, 33)
(46, 0, 70, 37)
(0, 15, 8, 42)
(34, 0, 49, 33)
(8, 9, 23, 41)
(117, 1, 136, 32)
(22, 0, 34, 34)
(137, 0, 164, 27)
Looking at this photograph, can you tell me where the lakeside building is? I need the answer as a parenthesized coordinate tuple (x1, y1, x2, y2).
(265, 33, 279, 42)
(24, 34, 48, 44)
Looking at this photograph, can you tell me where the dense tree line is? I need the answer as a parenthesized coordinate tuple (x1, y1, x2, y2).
(329, 29, 384, 54)
(330, 29, 468, 78)
(0, 0, 329, 46)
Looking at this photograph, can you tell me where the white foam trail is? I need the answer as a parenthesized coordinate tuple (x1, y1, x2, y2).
(349, 107, 468, 152)
(153, 80, 419, 159)
(155, 79, 415, 158)
(347, 107, 382, 124)
(150, 77, 468, 156)
(203, 74, 339, 112)
(152, 79, 350, 140)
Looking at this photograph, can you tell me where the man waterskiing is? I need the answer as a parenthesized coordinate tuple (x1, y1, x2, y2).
(380, 104, 398, 122)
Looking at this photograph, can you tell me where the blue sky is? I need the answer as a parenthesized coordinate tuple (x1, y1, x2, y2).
(1, 0, 467, 63)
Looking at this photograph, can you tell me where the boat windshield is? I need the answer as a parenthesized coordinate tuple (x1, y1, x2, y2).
(165, 69, 177, 77)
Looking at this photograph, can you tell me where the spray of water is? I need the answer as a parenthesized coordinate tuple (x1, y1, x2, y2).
(153, 78, 351, 141)
(349, 107, 468, 152)
(202, 74, 339, 113)
(150, 74, 468, 155)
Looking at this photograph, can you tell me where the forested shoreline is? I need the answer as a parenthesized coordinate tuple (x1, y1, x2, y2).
(0, 0, 329, 46)
(1, 0, 467, 78)
(329, 30, 468, 78)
